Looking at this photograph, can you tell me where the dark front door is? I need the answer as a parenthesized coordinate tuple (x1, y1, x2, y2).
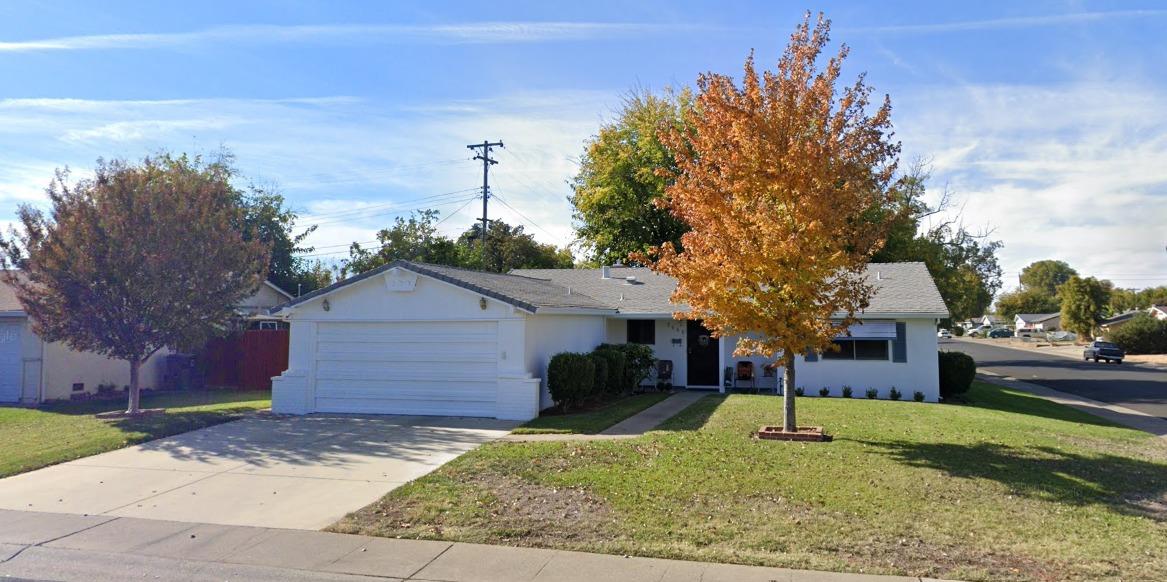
(686, 320, 719, 386)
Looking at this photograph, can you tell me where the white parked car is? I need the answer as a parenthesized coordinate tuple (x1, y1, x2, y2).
(937, 329, 952, 338)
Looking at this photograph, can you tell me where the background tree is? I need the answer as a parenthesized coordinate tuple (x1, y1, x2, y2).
(1019, 260, 1077, 298)
(644, 14, 899, 432)
(342, 210, 460, 276)
(1059, 275, 1111, 338)
(872, 162, 1002, 321)
(1109, 285, 1167, 313)
(236, 183, 318, 295)
(571, 89, 691, 265)
(995, 288, 1061, 320)
(0, 155, 269, 413)
(457, 219, 573, 272)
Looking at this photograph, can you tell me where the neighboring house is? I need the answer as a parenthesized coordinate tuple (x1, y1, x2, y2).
(1151, 305, 1167, 321)
(269, 261, 949, 420)
(0, 274, 168, 404)
(1014, 313, 1061, 331)
(0, 276, 295, 404)
(1100, 310, 1144, 333)
(980, 315, 1005, 328)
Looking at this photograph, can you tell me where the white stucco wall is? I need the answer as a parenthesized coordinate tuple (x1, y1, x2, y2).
(40, 341, 167, 401)
(794, 318, 940, 401)
(526, 313, 607, 410)
(605, 317, 687, 388)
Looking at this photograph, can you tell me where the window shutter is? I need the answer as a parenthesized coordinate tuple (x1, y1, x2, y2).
(892, 322, 907, 363)
(804, 350, 818, 362)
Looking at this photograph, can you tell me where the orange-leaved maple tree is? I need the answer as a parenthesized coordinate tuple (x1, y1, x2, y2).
(643, 14, 901, 432)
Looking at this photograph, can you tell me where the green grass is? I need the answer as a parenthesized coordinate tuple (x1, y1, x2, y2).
(0, 389, 270, 478)
(331, 382, 1167, 581)
(511, 392, 670, 435)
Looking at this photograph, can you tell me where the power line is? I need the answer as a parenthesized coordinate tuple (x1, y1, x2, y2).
(491, 191, 556, 239)
(307, 195, 479, 228)
(301, 187, 480, 222)
(467, 140, 504, 254)
(296, 196, 483, 258)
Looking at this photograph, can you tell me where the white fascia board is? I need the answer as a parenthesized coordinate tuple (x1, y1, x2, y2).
(535, 307, 618, 316)
(610, 312, 676, 319)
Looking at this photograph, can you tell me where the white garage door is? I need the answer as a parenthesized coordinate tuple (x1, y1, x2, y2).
(0, 320, 22, 403)
(313, 320, 499, 416)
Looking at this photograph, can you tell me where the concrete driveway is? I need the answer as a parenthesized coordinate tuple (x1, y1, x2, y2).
(0, 414, 515, 529)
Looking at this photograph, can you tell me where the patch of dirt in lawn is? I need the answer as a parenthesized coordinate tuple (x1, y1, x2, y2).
(332, 471, 616, 545)
(1124, 492, 1167, 522)
(832, 537, 1063, 582)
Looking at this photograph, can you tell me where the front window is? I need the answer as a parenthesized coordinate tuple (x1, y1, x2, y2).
(823, 339, 889, 361)
(627, 319, 656, 345)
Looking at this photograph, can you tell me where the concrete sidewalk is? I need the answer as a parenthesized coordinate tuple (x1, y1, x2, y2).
(0, 509, 949, 582)
(503, 390, 708, 442)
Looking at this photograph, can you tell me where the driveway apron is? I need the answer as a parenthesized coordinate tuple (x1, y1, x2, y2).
(0, 414, 515, 529)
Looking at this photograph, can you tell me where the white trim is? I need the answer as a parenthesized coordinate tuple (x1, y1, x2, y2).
(289, 316, 521, 323)
(535, 307, 619, 316)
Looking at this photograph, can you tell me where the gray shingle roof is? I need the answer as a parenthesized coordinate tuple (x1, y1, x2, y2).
(514, 262, 949, 317)
(1016, 313, 1060, 323)
(276, 260, 613, 314)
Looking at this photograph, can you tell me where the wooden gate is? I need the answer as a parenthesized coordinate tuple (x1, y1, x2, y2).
(203, 329, 289, 390)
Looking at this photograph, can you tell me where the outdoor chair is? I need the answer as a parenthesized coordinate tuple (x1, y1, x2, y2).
(655, 359, 674, 388)
(734, 361, 757, 392)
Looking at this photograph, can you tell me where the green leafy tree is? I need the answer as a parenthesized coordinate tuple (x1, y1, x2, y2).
(995, 288, 1061, 320)
(571, 89, 692, 265)
(236, 184, 318, 295)
(342, 210, 460, 276)
(1058, 276, 1111, 338)
(457, 219, 573, 272)
(1109, 286, 1167, 314)
(0, 155, 270, 414)
(872, 163, 1002, 321)
(1020, 260, 1077, 298)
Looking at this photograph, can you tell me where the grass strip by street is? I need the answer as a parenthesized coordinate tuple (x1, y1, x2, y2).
(510, 392, 670, 435)
(331, 381, 1167, 582)
(0, 389, 270, 478)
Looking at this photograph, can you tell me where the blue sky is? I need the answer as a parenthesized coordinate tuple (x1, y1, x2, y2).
(1, 1, 1165, 291)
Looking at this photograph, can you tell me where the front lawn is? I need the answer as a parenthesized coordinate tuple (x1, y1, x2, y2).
(330, 382, 1167, 581)
(0, 389, 270, 478)
(511, 392, 670, 435)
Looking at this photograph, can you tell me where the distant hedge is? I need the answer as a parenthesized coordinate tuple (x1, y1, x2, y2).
(1107, 314, 1167, 354)
(938, 351, 976, 399)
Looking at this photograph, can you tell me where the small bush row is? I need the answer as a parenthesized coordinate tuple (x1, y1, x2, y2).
(547, 343, 656, 411)
(796, 385, 927, 401)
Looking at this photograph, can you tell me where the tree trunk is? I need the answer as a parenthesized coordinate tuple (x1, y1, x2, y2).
(782, 352, 796, 433)
(127, 358, 141, 415)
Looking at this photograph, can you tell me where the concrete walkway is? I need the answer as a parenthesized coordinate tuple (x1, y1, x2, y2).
(0, 415, 515, 529)
(504, 390, 709, 442)
(0, 509, 950, 582)
(978, 371, 1167, 439)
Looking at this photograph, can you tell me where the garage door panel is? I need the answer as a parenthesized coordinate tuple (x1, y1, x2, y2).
(313, 320, 500, 417)
(0, 320, 22, 403)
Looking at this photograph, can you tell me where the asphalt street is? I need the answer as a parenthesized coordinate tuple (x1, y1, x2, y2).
(947, 338, 1167, 419)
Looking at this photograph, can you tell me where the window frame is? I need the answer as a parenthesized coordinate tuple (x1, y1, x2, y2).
(626, 319, 656, 345)
(822, 339, 890, 361)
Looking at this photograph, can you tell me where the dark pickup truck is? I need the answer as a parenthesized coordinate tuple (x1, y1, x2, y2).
(1083, 341, 1125, 364)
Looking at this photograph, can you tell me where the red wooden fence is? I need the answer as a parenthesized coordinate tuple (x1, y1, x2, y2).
(203, 329, 289, 390)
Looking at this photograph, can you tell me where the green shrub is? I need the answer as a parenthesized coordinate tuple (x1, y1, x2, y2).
(953, 326, 965, 337)
(794, 386, 805, 396)
(938, 351, 976, 399)
(841, 385, 853, 398)
(590, 347, 625, 394)
(889, 387, 902, 401)
(818, 387, 830, 397)
(547, 352, 595, 412)
(598, 343, 655, 391)
(589, 353, 609, 395)
(865, 388, 878, 399)
(1107, 313, 1167, 354)
(913, 391, 925, 402)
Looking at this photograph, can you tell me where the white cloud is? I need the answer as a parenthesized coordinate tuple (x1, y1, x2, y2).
(897, 81, 1167, 291)
(0, 22, 691, 53)
(843, 10, 1167, 35)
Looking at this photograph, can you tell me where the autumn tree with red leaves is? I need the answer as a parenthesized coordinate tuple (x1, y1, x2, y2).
(1, 155, 270, 414)
(643, 14, 901, 432)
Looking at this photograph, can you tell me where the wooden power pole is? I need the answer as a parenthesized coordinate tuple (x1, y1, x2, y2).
(466, 140, 504, 257)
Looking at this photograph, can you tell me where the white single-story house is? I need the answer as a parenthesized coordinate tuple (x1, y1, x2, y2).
(1014, 313, 1061, 331)
(269, 261, 949, 420)
(1151, 305, 1167, 320)
(980, 314, 1005, 328)
(0, 275, 294, 404)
